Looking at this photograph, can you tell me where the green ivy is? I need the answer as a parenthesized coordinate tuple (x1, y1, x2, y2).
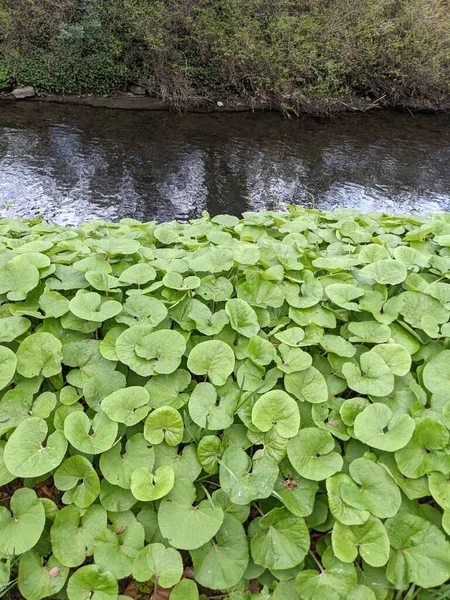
(0, 207, 450, 599)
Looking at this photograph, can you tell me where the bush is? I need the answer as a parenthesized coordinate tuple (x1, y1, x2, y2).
(1, 208, 450, 599)
(0, 0, 449, 107)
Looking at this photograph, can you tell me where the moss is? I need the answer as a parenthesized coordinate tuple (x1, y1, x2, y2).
(0, 0, 449, 110)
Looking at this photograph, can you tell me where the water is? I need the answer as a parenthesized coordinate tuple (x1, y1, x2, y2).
(0, 102, 449, 225)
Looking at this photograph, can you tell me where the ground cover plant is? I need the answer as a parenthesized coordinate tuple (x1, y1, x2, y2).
(0, 207, 450, 600)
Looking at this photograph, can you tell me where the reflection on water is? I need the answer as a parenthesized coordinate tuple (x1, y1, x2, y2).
(0, 103, 449, 225)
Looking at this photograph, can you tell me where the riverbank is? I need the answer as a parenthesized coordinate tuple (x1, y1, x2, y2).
(1, 1, 449, 115)
(1, 92, 449, 115)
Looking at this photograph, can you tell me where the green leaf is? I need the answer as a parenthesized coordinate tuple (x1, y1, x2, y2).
(16, 333, 62, 378)
(0, 345, 17, 390)
(130, 465, 175, 501)
(101, 386, 150, 426)
(326, 474, 370, 525)
(370, 343, 412, 376)
(187, 340, 235, 386)
(332, 516, 389, 567)
(18, 552, 69, 600)
(251, 508, 310, 570)
(0, 316, 31, 343)
(274, 464, 318, 517)
(353, 404, 415, 451)
(64, 409, 118, 454)
(69, 290, 122, 321)
(0, 488, 45, 556)
(341, 458, 401, 519)
(188, 382, 237, 430)
(132, 543, 183, 586)
(67, 565, 118, 600)
(394, 417, 450, 478)
(359, 259, 407, 285)
(285, 367, 328, 404)
(93, 517, 144, 579)
(226, 298, 260, 337)
(158, 478, 224, 549)
(144, 406, 184, 446)
(295, 548, 357, 600)
(251, 391, 300, 438)
(170, 579, 199, 600)
(116, 295, 167, 328)
(287, 428, 343, 481)
(423, 349, 450, 393)
(190, 514, 249, 590)
(54, 455, 100, 508)
(326, 284, 364, 310)
(134, 330, 186, 375)
(51, 504, 107, 567)
(385, 513, 450, 589)
(0, 258, 40, 301)
(100, 433, 155, 489)
(4, 417, 67, 477)
(342, 352, 394, 397)
(220, 446, 279, 504)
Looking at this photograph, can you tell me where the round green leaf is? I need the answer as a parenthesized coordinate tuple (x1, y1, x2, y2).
(16, 333, 62, 378)
(54, 455, 100, 508)
(251, 507, 309, 570)
(423, 349, 450, 393)
(170, 579, 199, 600)
(100, 433, 155, 489)
(51, 504, 107, 567)
(359, 259, 407, 285)
(353, 404, 415, 451)
(386, 513, 450, 589)
(190, 514, 249, 590)
(252, 391, 300, 438)
(132, 543, 183, 587)
(158, 478, 224, 549)
(225, 298, 260, 337)
(285, 367, 328, 404)
(69, 290, 122, 322)
(0, 488, 45, 556)
(64, 411, 118, 454)
(144, 406, 184, 446)
(219, 446, 279, 504)
(18, 552, 69, 600)
(0, 345, 17, 390)
(342, 352, 394, 397)
(287, 428, 343, 481)
(67, 565, 118, 600)
(188, 382, 237, 430)
(101, 386, 150, 426)
(4, 417, 67, 477)
(93, 518, 144, 579)
(332, 516, 389, 567)
(187, 340, 235, 386)
(134, 330, 186, 375)
(371, 343, 412, 376)
(130, 465, 175, 501)
(341, 458, 401, 519)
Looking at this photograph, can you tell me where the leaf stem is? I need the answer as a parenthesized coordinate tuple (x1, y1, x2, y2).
(252, 502, 265, 517)
(308, 550, 324, 573)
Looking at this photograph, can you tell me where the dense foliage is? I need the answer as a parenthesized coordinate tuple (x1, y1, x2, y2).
(1, 208, 450, 600)
(0, 0, 449, 109)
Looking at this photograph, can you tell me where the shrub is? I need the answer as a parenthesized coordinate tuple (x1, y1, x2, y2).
(1, 208, 450, 599)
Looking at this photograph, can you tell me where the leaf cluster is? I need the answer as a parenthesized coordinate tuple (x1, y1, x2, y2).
(1, 208, 450, 599)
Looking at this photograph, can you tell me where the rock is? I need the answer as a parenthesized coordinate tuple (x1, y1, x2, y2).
(129, 85, 147, 96)
(12, 86, 35, 99)
(217, 101, 224, 107)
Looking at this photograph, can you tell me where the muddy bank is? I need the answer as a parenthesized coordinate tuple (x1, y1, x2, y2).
(1, 92, 448, 115)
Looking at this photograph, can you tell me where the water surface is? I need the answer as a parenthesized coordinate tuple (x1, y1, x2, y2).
(0, 103, 449, 225)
